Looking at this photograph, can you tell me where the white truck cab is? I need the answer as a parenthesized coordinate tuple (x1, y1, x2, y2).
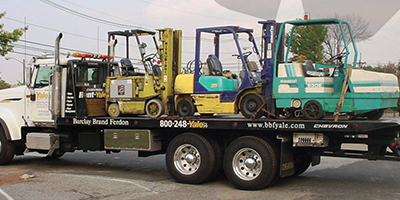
(0, 57, 56, 142)
(0, 33, 111, 164)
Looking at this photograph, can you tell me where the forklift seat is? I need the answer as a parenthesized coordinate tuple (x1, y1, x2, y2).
(207, 54, 223, 76)
(121, 58, 144, 76)
(304, 60, 326, 77)
(247, 61, 259, 72)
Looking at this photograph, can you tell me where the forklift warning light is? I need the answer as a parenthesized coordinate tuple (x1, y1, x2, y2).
(72, 52, 114, 59)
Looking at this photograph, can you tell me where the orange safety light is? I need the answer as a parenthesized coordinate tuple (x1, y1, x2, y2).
(304, 12, 310, 20)
(72, 52, 113, 59)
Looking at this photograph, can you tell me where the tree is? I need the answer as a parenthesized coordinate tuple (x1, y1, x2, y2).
(287, 25, 327, 63)
(324, 14, 373, 63)
(0, 79, 11, 90)
(0, 12, 27, 56)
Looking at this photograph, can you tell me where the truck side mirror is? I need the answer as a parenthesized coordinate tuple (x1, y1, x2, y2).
(30, 88, 36, 101)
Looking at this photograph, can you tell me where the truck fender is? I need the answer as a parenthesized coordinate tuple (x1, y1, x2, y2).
(0, 118, 11, 141)
(0, 109, 25, 141)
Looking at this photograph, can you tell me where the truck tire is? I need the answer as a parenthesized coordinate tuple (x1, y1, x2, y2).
(0, 128, 15, 165)
(145, 99, 164, 118)
(177, 100, 195, 117)
(240, 93, 264, 119)
(223, 136, 278, 190)
(203, 135, 223, 181)
(166, 133, 216, 184)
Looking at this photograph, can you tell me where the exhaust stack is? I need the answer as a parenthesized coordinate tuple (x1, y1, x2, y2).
(52, 33, 63, 120)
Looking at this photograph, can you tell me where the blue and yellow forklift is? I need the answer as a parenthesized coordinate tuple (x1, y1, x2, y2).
(174, 26, 266, 118)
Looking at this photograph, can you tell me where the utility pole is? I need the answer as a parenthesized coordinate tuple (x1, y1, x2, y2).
(22, 58, 26, 84)
(24, 17, 27, 61)
(24, 17, 27, 84)
(97, 26, 100, 54)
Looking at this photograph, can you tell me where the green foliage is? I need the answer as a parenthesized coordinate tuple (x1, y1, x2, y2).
(0, 79, 11, 90)
(287, 25, 327, 63)
(0, 12, 27, 56)
(360, 65, 385, 72)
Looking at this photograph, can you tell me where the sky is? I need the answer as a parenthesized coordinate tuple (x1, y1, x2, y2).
(0, 0, 400, 84)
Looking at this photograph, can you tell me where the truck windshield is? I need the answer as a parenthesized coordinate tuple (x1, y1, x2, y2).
(34, 65, 52, 88)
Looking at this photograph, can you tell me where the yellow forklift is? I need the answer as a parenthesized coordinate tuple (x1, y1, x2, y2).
(106, 29, 182, 118)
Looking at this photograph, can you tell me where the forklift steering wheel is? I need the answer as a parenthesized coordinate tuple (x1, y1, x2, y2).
(232, 51, 252, 59)
(327, 52, 346, 64)
(144, 53, 158, 62)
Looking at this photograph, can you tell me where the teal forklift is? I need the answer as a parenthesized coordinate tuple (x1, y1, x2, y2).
(259, 18, 399, 120)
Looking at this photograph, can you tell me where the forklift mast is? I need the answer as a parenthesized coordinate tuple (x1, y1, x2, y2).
(258, 20, 285, 114)
(156, 28, 182, 115)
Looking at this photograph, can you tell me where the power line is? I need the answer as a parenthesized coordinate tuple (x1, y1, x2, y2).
(4, 17, 105, 42)
(3, 17, 244, 56)
(31, 1, 245, 42)
(8, 51, 40, 57)
(59, 0, 154, 29)
(38, 0, 146, 29)
(17, 39, 93, 54)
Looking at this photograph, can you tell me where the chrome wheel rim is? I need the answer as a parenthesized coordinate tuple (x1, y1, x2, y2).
(0, 139, 2, 154)
(174, 144, 201, 175)
(232, 148, 262, 181)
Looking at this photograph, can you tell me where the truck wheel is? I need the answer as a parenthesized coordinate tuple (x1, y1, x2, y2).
(224, 136, 278, 190)
(108, 103, 120, 118)
(177, 100, 195, 117)
(365, 109, 385, 120)
(145, 99, 164, 118)
(0, 128, 15, 165)
(240, 93, 264, 119)
(303, 100, 324, 120)
(166, 133, 216, 184)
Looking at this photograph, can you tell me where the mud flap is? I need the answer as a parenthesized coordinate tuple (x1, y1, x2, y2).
(280, 140, 295, 178)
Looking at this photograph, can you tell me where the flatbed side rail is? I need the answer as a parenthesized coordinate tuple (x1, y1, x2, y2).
(56, 117, 400, 134)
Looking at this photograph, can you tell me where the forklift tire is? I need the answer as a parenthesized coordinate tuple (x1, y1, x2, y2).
(303, 100, 324, 120)
(108, 103, 121, 118)
(365, 109, 385, 120)
(0, 128, 15, 165)
(145, 99, 164, 118)
(240, 93, 265, 119)
(166, 133, 216, 184)
(177, 100, 195, 117)
(223, 136, 278, 190)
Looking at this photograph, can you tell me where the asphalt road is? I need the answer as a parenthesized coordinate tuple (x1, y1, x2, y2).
(1, 146, 400, 200)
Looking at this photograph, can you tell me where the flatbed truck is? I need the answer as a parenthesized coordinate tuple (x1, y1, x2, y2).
(1, 34, 400, 190)
(4, 113, 400, 189)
